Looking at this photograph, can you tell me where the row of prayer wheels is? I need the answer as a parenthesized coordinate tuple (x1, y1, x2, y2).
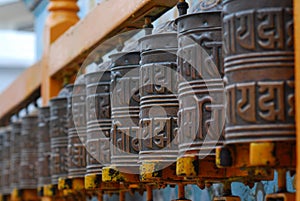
(0, 0, 296, 200)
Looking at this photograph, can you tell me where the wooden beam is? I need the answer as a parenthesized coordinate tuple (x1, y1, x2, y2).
(0, 0, 178, 123)
(0, 61, 42, 125)
(48, 0, 178, 78)
(294, 0, 300, 199)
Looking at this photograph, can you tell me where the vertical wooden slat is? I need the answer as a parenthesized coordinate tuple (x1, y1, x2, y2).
(42, 0, 80, 105)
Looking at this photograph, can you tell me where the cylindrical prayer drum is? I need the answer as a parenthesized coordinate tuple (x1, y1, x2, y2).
(110, 51, 140, 172)
(10, 122, 22, 189)
(85, 62, 111, 175)
(1, 127, 11, 194)
(50, 85, 73, 184)
(176, 2, 224, 158)
(139, 30, 179, 166)
(68, 76, 87, 178)
(223, 0, 294, 144)
(20, 115, 38, 189)
(37, 107, 51, 187)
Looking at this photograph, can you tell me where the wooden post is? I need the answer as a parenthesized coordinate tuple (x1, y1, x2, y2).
(295, 0, 300, 200)
(42, 0, 79, 105)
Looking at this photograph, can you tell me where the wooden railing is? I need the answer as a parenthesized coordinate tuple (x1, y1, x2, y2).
(0, 0, 178, 125)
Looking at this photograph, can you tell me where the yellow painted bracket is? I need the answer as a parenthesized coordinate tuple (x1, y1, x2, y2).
(43, 185, 57, 197)
(58, 178, 67, 190)
(140, 162, 161, 182)
(140, 162, 181, 183)
(250, 142, 295, 168)
(250, 142, 276, 167)
(84, 174, 102, 190)
(11, 189, 20, 201)
(176, 156, 198, 177)
(102, 166, 139, 183)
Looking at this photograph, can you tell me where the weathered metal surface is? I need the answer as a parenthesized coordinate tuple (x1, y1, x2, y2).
(20, 115, 38, 189)
(110, 51, 140, 173)
(10, 122, 22, 189)
(37, 107, 51, 187)
(176, 2, 224, 159)
(68, 76, 87, 178)
(139, 30, 179, 167)
(85, 62, 111, 176)
(1, 127, 11, 194)
(50, 84, 73, 184)
(223, 0, 294, 144)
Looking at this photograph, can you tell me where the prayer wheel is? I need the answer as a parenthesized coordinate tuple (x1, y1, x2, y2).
(139, 23, 179, 168)
(10, 122, 22, 189)
(50, 85, 73, 184)
(20, 115, 38, 189)
(68, 76, 87, 178)
(1, 127, 11, 194)
(85, 62, 111, 176)
(37, 107, 51, 187)
(176, 0, 224, 159)
(110, 51, 141, 173)
(223, 0, 294, 144)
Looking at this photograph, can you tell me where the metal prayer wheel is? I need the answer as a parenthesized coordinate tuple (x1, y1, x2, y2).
(139, 28, 179, 167)
(85, 62, 111, 175)
(223, 0, 294, 144)
(1, 127, 11, 194)
(20, 115, 38, 189)
(37, 107, 51, 187)
(68, 75, 87, 178)
(110, 51, 140, 173)
(176, 1, 224, 159)
(50, 85, 73, 184)
(10, 122, 22, 189)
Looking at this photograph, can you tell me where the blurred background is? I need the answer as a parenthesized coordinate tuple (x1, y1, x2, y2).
(0, 0, 197, 94)
(0, 0, 104, 93)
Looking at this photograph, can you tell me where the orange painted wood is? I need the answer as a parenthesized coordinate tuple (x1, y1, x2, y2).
(294, 0, 300, 199)
(0, 0, 178, 121)
(42, 0, 80, 105)
(0, 61, 42, 125)
(42, 0, 177, 104)
(48, 0, 178, 77)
